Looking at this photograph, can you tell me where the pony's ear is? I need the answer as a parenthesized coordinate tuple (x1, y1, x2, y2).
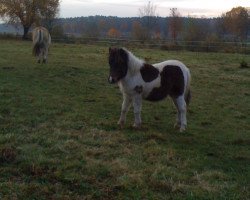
(118, 48, 124, 55)
(118, 48, 127, 57)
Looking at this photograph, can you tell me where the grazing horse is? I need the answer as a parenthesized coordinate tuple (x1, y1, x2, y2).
(108, 47, 191, 132)
(32, 27, 51, 63)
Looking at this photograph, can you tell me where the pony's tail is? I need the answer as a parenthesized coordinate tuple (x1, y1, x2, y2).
(185, 89, 191, 106)
(32, 43, 40, 57)
(32, 29, 43, 57)
(37, 29, 43, 44)
(185, 70, 191, 106)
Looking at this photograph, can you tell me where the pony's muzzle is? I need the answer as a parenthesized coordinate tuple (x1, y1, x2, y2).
(108, 76, 117, 84)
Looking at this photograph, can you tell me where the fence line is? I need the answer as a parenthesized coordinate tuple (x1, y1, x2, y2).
(1, 33, 249, 54)
(51, 37, 250, 54)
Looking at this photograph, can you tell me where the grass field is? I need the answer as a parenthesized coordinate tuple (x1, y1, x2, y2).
(0, 39, 249, 199)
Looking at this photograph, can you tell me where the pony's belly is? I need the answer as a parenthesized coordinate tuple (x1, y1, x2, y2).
(142, 78, 161, 98)
(144, 88, 168, 101)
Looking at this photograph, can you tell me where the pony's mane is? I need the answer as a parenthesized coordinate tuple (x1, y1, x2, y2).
(122, 48, 144, 74)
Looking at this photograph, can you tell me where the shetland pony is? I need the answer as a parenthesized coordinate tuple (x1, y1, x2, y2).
(108, 47, 191, 132)
(32, 27, 51, 63)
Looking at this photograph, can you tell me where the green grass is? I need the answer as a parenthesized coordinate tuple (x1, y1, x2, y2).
(0, 39, 249, 199)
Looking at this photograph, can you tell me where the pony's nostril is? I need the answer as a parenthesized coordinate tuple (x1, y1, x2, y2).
(109, 75, 119, 83)
(108, 76, 115, 83)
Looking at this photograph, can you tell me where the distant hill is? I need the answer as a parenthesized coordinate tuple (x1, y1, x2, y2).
(0, 24, 22, 34)
(0, 16, 218, 37)
(1, 15, 249, 41)
(53, 16, 219, 39)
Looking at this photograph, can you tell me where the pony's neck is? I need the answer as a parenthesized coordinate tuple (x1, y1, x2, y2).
(127, 51, 144, 75)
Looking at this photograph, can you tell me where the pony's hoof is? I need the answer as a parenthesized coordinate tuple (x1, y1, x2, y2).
(118, 120, 125, 129)
(133, 123, 142, 130)
(179, 127, 186, 133)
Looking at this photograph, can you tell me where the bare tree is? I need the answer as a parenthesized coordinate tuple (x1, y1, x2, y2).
(169, 8, 183, 42)
(138, 1, 158, 39)
(0, 0, 60, 39)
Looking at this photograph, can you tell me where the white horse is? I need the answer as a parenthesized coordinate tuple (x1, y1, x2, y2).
(108, 47, 191, 132)
(32, 27, 51, 63)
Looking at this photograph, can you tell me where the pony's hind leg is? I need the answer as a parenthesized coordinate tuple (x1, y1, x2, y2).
(38, 48, 43, 63)
(37, 55, 41, 63)
(43, 47, 49, 63)
(132, 95, 142, 129)
(42, 48, 46, 63)
(118, 94, 132, 128)
(172, 97, 181, 129)
(172, 95, 187, 132)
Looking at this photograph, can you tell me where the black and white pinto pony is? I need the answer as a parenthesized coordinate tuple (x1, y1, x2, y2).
(108, 47, 191, 132)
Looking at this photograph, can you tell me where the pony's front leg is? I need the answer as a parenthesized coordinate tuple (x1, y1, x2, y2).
(132, 94, 142, 129)
(118, 94, 132, 128)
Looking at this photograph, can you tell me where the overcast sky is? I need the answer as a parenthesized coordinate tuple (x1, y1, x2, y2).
(61, 0, 250, 18)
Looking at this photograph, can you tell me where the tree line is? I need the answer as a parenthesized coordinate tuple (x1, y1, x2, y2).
(0, 1, 249, 42)
(56, 7, 249, 43)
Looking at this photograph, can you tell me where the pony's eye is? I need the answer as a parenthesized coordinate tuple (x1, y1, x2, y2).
(109, 61, 114, 66)
(110, 58, 116, 65)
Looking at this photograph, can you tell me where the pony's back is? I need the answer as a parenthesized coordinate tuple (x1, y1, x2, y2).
(32, 27, 51, 45)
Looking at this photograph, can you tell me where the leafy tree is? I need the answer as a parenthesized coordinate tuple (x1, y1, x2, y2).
(184, 17, 209, 42)
(120, 22, 128, 36)
(132, 21, 148, 41)
(98, 19, 107, 35)
(84, 20, 99, 38)
(0, 0, 60, 39)
(215, 17, 227, 39)
(51, 24, 64, 39)
(107, 28, 120, 38)
(39, 0, 60, 32)
(222, 6, 249, 41)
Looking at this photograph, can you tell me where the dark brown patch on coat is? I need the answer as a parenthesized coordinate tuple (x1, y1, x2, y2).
(134, 85, 143, 94)
(140, 64, 159, 82)
(146, 65, 184, 101)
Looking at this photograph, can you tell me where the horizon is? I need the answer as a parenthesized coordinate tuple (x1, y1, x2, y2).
(61, 0, 250, 18)
(0, 0, 249, 24)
